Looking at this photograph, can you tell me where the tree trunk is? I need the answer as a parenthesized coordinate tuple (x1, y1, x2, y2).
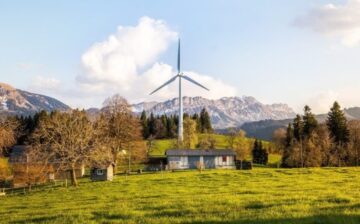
(112, 151, 118, 171)
(70, 168, 78, 187)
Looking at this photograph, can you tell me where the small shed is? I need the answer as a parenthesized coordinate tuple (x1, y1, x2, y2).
(166, 149, 236, 170)
(90, 163, 115, 181)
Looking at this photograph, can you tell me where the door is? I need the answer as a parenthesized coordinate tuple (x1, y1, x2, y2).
(204, 156, 215, 169)
(188, 156, 200, 169)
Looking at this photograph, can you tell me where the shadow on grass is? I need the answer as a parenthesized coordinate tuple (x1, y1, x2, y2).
(184, 214, 360, 224)
(9, 216, 57, 224)
(92, 211, 132, 221)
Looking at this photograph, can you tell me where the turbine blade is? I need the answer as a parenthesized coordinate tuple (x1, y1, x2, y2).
(149, 75, 178, 95)
(177, 39, 181, 73)
(182, 75, 209, 91)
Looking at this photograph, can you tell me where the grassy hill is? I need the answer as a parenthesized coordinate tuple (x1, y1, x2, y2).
(149, 134, 281, 166)
(149, 134, 268, 156)
(1, 168, 359, 223)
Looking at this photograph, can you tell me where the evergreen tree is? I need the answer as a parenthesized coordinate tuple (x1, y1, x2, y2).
(200, 108, 212, 133)
(252, 139, 268, 165)
(166, 116, 176, 138)
(326, 101, 350, 166)
(140, 111, 150, 139)
(293, 114, 303, 142)
(285, 123, 294, 147)
(148, 113, 156, 137)
(302, 105, 318, 138)
(326, 102, 350, 145)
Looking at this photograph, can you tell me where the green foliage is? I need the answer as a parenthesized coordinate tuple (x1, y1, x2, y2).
(200, 108, 212, 133)
(302, 105, 318, 137)
(1, 168, 360, 223)
(252, 139, 268, 165)
(140, 108, 213, 139)
(327, 102, 350, 145)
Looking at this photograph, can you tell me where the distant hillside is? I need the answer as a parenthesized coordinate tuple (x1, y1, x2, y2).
(238, 107, 360, 140)
(0, 82, 70, 116)
(133, 96, 296, 129)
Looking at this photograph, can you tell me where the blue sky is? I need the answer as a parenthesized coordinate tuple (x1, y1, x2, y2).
(1, 0, 359, 113)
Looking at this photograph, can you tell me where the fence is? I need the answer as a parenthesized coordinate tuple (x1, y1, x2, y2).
(1, 179, 69, 196)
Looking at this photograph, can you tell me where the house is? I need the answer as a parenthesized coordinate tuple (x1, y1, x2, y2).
(166, 149, 236, 170)
(9, 145, 85, 187)
(90, 163, 115, 181)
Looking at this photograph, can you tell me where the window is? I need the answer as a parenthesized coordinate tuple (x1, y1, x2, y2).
(222, 156, 227, 163)
(96, 169, 104, 175)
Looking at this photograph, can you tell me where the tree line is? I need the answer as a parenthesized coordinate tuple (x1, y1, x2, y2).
(140, 107, 213, 139)
(278, 102, 360, 168)
(0, 95, 145, 186)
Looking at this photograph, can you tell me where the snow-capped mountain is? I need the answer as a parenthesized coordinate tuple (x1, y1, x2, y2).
(132, 96, 296, 129)
(0, 82, 70, 116)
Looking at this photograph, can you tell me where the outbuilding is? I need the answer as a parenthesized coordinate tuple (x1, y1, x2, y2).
(90, 163, 115, 181)
(9, 145, 85, 187)
(166, 149, 236, 170)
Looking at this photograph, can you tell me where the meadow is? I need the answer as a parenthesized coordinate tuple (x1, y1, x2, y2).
(1, 167, 359, 224)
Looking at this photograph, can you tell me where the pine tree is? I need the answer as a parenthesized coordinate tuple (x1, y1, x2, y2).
(326, 101, 350, 166)
(285, 123, 294, 147)
(302, 105, 318, 138)
(148, 113, 156, 137)
(293, 114, 303, 142)
(252, 139, 268, 165)
(252, 139, 260, 164)
(166, 116, 176, 138)
(140, 111, 150, 139)
(200, 108, 212, 133)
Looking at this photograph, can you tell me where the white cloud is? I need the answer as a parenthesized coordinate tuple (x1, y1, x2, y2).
(76, 16, 237, 104)
(29, 76, 61, 91)
(294, 0, 360, 47)
(306, 90, 339, 114)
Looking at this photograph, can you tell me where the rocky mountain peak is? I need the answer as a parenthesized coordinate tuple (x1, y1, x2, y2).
(132, 96, 296, 129)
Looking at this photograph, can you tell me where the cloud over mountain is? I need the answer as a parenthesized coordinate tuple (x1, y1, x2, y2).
(294, 0, 360, 47)
(76, 16, 237, 104)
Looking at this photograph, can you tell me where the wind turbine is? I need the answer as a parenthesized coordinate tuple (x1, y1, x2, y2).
(150, 39, 209, 144)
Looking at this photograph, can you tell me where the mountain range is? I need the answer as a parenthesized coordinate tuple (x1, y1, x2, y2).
(3, 82, 360, 141)
(133, 96, 296, 129)
(0, 83, 70, 116)
(240, 107, 360, 140)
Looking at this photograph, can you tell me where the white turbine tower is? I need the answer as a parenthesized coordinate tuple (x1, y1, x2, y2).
(150, 39, 209, 144)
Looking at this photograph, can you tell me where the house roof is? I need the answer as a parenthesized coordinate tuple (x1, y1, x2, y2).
(9, 145, 31, 163)
(166, 149, 236, 156)
(91, 162, 115, 169)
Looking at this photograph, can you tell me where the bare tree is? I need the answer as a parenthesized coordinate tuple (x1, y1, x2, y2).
(198, 132, 216, 149)
(31, 110, 96, 186)
(234, 130, 251, 165)
(97, 95, 143, 171)
(272, 128, 287, 153)
(102, 94, 132, 115)
(0, 117, 19, 156)
(227, 128, 237, 149)
(348, 120, 360, 166)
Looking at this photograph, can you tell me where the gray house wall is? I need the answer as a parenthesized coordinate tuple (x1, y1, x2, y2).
(91, 165, 114, 181)
(167, 154, 235, 170)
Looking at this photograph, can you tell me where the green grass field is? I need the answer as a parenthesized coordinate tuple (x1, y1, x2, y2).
(1, 167, 359, 224)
